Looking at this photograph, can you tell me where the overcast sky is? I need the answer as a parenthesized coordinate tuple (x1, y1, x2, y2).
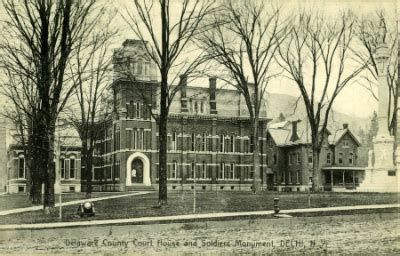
(0, 0, 398, 119)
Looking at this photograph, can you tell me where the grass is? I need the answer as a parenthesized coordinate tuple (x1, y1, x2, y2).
(0, 192, 126, 211)
(0, 191, 398, 225)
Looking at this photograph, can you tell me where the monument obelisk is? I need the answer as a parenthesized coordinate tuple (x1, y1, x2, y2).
(358, 18, 399, 192)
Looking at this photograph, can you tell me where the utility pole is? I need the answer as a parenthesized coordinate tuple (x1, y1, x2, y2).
(55, 118, 62, 220)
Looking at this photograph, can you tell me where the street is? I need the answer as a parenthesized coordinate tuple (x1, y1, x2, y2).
(0, 212, 398, 255)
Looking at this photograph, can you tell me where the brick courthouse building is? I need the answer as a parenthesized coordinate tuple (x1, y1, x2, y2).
(3, 40, 365, 193)
(88, 40, 270, 192)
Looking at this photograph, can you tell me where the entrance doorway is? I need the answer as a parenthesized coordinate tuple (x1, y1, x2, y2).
(131, 159, 144, 184)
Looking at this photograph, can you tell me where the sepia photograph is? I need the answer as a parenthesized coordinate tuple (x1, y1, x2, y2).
(0, 0, 398, 255)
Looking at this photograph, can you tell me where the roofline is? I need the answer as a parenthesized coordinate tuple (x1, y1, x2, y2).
(332, 129, 361, 147)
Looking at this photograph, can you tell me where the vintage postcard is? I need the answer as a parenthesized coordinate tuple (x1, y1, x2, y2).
(0, 0, 398, 255)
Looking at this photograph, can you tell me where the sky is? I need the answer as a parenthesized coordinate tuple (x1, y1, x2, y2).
(0, 0, 398, 120)
(114, 0, 398, 118)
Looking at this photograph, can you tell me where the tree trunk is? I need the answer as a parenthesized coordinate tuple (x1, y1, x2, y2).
(43, 130, 56, 214)
(312, 147, 321, 192)
(30, 174, 42, 205)
(85, 145, 94, 198)
(158, 74, 168, 207)
(82, 138, 93, 198)
(252, 118, 261, 193)
(30, 120, 46, 205)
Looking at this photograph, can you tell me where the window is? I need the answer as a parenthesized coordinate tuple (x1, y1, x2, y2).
(229, 163, 235, 179)
(133, 129, 138, 149)
(288, 171, 292, 184)
(288, 154, 292, 165)
(70, 157, 76, 179)
(18, 157, 25, 178)
(60, 158, 65, 179)
(349, 153, 354, 165)
(136, 103, 141, 119)
(220, 134, 224, 152)
(137, 59, 143, 74)
(296, 152, 301, 164)
(172, 132, 177, 151)
(191, 162, 196, 178)
(388, 170, 396, 176)
(202, 133, 207, 151)
(127, 130, 132, 149)
(243, 137, 249, 153)
(273, 154, 277, 165)
(327, 153, 331, 164)
(338, 153, 343, 164)
(343, 139, 349, 147)
(201, 162, 207, 179)
(308, 151, 313, 164)
(250, 135, 254, 152)
(200, 101, 204, 113)
(191, 133, 195, 151)
(139, 128, 144, 149)
(230, 135, 235, 152)
(219, 162, 225, 180)
(296, 170, 300, 184)
(172, 161, 177, 179)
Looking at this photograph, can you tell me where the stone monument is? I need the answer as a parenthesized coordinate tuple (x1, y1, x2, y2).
(358, 18, 399, 192)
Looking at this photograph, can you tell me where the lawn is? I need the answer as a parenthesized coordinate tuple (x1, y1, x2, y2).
(0, 191, 398, 224)
(0, 192, 126, 211)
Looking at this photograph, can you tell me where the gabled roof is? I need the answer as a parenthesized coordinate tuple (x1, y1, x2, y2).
(268, 128, 290, 146)
(328, 128, 361, 147)
(267, 119, 360, 148)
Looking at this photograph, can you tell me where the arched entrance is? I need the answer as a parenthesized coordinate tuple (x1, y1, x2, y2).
(126, 152, 151, 186)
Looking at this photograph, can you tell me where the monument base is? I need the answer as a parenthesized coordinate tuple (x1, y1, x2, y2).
(357, 167, 398, 192)
(357, 135, 398, 193)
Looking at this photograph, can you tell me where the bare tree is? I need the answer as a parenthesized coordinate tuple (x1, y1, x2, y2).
(276, 12, 367, 191)
(354, 13, 398, 136)
(1, 0, 99, 212)
(197, 0, 287, 192)
(123, 0, 214, 206)
(0, 52, 40, 202)
(66, 23, 116, 198)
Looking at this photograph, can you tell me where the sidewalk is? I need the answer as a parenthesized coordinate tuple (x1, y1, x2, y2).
(0, 203, 398, 231)
(0, 191, 151, 216)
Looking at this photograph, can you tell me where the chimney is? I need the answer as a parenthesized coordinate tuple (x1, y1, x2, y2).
(209, 77, 217, 114)
(290, 120, 300, 142)
(343, 123, 349, 129)
(180, 75, 188, 113)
